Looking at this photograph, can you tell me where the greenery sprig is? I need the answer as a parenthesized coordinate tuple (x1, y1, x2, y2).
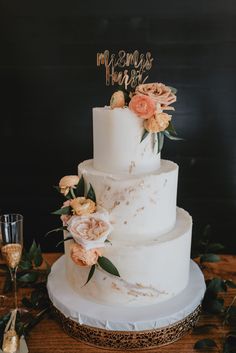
(0, 241, 51, 346)
(192, 225, 236, 352)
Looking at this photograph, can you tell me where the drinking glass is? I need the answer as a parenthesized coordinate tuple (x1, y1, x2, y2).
(0, 214, 23, 309)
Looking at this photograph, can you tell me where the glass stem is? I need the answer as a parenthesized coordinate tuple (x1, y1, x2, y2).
(10, 267, 18, 310)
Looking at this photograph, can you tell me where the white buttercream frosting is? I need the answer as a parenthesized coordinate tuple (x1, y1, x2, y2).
(93, 107, 161, 175)
(65, 208, 192, 306)
(79, 159, 178, 242)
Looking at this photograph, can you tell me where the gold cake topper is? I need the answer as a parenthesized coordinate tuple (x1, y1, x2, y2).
(97, 50, 153, 89)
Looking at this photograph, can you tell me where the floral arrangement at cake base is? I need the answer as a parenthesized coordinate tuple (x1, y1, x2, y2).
(50, 175, 120, 285)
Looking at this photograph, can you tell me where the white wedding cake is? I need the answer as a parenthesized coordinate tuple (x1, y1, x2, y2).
(47, 81, 205, 349)
(63, 84, 192, 306)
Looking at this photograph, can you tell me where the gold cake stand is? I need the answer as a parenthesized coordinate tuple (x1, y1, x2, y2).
(52, 304, 201, 350)
(48, 256, 205, 350)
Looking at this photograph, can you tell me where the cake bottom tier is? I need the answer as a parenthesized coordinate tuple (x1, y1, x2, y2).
(65, 207, 192, 306)
(47, 256, 205, 349)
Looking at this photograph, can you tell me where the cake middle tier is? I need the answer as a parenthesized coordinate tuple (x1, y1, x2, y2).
(78, 159, 178, 242)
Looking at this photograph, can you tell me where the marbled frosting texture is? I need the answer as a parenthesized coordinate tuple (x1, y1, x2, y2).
(79, 159, 178, 242)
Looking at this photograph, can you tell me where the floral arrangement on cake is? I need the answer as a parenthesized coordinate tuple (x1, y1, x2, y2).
(50, 175, 120, 285)
(110, 82, 182, 153)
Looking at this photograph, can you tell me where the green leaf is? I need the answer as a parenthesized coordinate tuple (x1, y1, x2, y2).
(203, 297, 224, 314)
(226, 280, 236, 289)
(200, 254, 220, 263)
(83, 264, 96, 286)
(140, 129, 149, 143)
(164, 130, 184, 141)
(207, 243, 224, 253)
(34, 245, 43, 267)
(19, 259, 32, 271)
(45, 226, 68, 237)
(157, 132, 164, 154)
(166, 121, 177, 136)
(207, 278, 227, 293)
(87, 183, 96, 203)
(18, 272, 39, 283)
(29, 241, 38, 260)
(74, 175, 85, 197)
(194, 338, 217, 349)
(98, 256, 120, 277)
(51, 206, 71, 215)
(56, 236, 73, 248)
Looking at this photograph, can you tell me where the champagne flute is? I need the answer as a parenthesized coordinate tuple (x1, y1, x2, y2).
(0, 214, 23, 310)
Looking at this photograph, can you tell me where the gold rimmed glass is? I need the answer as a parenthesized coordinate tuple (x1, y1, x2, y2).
(0, 214, 23, 310)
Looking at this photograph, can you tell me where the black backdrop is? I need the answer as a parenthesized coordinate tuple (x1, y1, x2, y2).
(0, 1, 236, 253)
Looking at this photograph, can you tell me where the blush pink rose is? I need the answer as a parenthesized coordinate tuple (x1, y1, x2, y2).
(135, 83, 176, 109)
(70, 243, 101, 267)
(67, 209, 112, 250)
(129, 94, 156, 119)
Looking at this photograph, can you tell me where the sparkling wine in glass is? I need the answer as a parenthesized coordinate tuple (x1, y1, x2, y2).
(0, 214, 23, 310)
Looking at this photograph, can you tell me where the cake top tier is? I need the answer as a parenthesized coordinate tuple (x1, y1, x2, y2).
(93, 83, 178, 176)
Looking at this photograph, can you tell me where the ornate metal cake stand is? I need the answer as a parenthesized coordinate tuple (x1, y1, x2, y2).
(47, 256, 206, 350)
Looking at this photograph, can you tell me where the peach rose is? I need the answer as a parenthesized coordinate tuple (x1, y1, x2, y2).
(144, 112, 172, 133)
(59, 175, 80, 196)
(129, 94, 156, 119)
(70, 197, 96, 216)
(135, 83, 176, 109)
(67, 209, 112, 250)
(70, 243, 101, 267)
(110, 91, 125, 109)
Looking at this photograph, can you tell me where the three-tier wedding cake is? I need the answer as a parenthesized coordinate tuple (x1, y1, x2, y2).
(47, 80, 205, 349)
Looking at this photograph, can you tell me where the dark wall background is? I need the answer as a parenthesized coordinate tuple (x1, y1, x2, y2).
(0, 1, 236, 253)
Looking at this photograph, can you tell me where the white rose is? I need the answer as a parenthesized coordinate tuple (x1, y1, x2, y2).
(67, 209, 112, 250)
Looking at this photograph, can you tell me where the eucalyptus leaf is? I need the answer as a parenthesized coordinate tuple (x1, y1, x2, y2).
(87, 183, 96, 203)
(164, 130, 184, 141)
(18, 272, 39, 283)
(75, 175, 85, 197)
(45, 226, 68, 237)
(83, 264, 96, 286)
(194, 338, 217, 349)
(157, 132, 164, 154)
(98, 256, 120, 277)
(140, 129, 149, 143)
(51, 206, 71, 215)
(200, 254, 220, 263)
(56, 236, 73, 248)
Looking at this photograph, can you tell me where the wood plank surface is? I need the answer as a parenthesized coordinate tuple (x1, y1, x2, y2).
(1, 253, 235, 353)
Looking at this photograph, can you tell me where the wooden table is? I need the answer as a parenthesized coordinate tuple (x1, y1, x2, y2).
(1, 254, 236, 353)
